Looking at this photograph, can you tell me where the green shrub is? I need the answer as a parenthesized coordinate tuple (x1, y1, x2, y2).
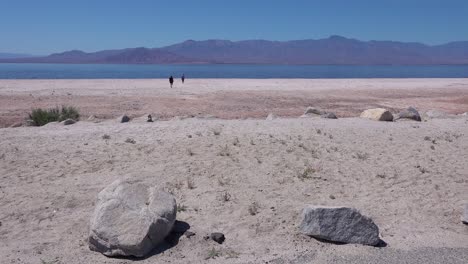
(28, 106, 80, 126)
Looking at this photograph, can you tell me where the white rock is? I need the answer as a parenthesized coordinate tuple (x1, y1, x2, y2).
(266, 113, 278, 120)
(360, 108, 393, 121)
(303, 107, 324, 116)
(299, 205, 381, 246)
(89, 180, 177, 257)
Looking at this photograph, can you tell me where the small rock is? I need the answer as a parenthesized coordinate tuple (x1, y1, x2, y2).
(87, 115, 97, 121)
(147, 115, 153, 122)
(321, 112, 338, 119)
(304, 107, 324, 115)
(299, 205, 381, 246)
(9, 122, 23, 128)
(266, 113, 278, 120)
(184, 231, 196, 238)
(329, 194, 336, 200)
(88, 180, 177, 257)
(61, 119, 76, 125)
(462, 204, 468, 225)
(119, 115, 130, 123)
(395, 107, 421, 121)
(210, 232, 225, 244)
(360, 108, 393, 122)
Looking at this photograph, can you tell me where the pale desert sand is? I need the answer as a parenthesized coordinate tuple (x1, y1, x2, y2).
(1, 78, 468, 127)
(0, 79, 468, 263)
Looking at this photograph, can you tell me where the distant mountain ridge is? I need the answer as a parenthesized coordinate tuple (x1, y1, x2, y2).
(1, 36, 468, 65)
(0, 52, 36, 59)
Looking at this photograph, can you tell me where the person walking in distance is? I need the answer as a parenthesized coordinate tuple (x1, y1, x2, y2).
(181, 74, 185, 84)
(169, 75, 174, 88)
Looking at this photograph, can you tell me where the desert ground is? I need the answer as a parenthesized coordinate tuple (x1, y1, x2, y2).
(0, 79, 468, 263)
(1, 78, 468, 127)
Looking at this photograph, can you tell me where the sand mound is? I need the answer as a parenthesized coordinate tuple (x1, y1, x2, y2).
(1, 116, 467, 263)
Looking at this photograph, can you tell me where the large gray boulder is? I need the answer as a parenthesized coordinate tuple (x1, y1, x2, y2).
(89, 180, 177, 257)
(462, 204, 468, 225)
(360, 108, 393, 121)
(299, 206, 380, 246)
(395, 107, 421, 121)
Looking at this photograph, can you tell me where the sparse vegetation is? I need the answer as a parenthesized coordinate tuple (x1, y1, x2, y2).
(205, 248, 221, 260)
(125, 138, 136, 144)
(186, 177, 195, 189)
(187, 148, 195, 156)
(232, 137, 240, 146)
(248, 202, 259, 215)
(217, 177, 230, 186)
(220, 191, 231, 202)
(177, 204, 188, 212)
(218, 145, 231, 156)
(298, 166, 319, 180)
(28, 106, 80, 126)
(353, 152, 369, 160)
(225, 249, 240, 259)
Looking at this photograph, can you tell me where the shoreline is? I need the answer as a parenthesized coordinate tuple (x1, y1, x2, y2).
(1, 78, 468, 127)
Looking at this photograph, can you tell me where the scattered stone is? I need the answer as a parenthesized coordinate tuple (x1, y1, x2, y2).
(210, 232, 225, 244)
(395, 107, 421, 121)
(87, 115, 97, 121)
(266, 113, 278, 120)
(147, 114, 153, 122)
(9, 122, 23, 128)
(321, 112, 338, 119)
(461, 112, 468, 116)
(299, 205, 380, 246)
(304, 107, 324, 115)
(360, 108, 393, 122)
(119, 115, 130, 123)
(329, 194, 336, 200)
(462, 204, 468, 225)
(89, 180, 177, 257)
(184, 231, 196, 238)
(61, 119, 76, 125)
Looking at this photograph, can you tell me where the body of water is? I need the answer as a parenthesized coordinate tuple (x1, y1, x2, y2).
(0, 63, 467, 79)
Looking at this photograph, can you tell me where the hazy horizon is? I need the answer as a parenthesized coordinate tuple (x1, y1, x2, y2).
(1, 0, 468, 54)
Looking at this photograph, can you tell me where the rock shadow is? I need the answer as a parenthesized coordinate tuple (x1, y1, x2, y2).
(113, 220, 191, 261)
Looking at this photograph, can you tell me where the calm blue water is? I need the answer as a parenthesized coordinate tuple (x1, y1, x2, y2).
(0, 63, 467, 79)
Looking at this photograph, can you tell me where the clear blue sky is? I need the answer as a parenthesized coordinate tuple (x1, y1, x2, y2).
(1, 0, 467, 55)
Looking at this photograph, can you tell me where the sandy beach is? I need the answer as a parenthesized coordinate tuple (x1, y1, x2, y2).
(1, 78, 468, 127)
(1, 79, 468, 263)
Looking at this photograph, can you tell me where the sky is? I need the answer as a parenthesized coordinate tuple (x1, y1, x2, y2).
(1, 0, 467, 55)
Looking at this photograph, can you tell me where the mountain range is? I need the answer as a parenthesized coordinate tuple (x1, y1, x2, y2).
(1, 36, 468, 65)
